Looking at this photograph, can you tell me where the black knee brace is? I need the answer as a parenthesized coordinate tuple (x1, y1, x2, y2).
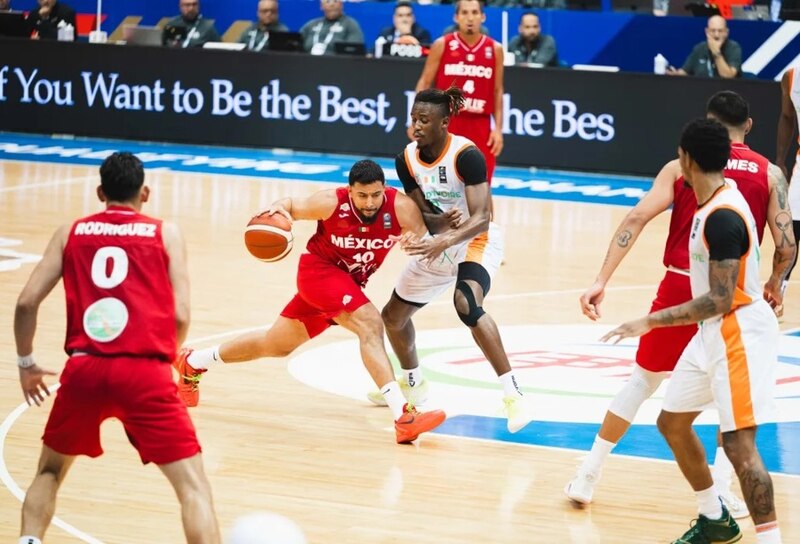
(454, 262, 491, 327)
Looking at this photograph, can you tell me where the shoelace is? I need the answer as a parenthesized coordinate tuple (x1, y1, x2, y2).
(182, 372, 203, 391)
(673, 518, 711, 544)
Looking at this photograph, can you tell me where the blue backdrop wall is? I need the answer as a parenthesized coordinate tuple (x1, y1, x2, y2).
(30, 0, 800, 79)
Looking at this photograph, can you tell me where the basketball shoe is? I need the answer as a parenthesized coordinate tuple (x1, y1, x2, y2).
(564, 468, 600, 505)
(367, 378, 429, 406)
(671, 505, 742, 543)
(719, 492, 749, 520)
(172, 348, 206, 407)
(502, 396, 533, 433)
(395, 404, 446, 444)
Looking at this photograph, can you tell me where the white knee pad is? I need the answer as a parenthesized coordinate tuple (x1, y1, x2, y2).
(607, 365, 666, 422)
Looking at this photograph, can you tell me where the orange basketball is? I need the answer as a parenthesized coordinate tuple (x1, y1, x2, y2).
(244, 212, 293, 262)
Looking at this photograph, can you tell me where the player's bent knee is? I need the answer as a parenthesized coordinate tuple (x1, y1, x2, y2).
(607, 365, 665, 421)
(454, 280, 486, 327)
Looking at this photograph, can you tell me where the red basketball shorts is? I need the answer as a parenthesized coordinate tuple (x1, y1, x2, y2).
(636, 270, 697, 372)
(281, 253, 371, 338)
(43, 355, 200, 465)
(447, 114, 495, 184)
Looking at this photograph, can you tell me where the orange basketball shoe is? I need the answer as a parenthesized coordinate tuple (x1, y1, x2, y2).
(172, 348, 206, 407)
(394, 404, 446, 444)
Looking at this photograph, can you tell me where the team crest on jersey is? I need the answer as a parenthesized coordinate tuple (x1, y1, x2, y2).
(358, 226, 369, 233)
(438, 166, 447, 184)
(382, 212, 392, 230)
(484, 46, 492, 59)
(467, 53, 474, 61)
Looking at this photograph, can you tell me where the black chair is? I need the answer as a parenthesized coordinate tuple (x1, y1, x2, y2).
(611, 0, 654, 11)
(566, 0, 603, 10)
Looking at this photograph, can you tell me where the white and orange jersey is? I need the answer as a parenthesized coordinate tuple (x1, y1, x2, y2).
(688, 181, 761, 312)
(403, 133, 476, 219)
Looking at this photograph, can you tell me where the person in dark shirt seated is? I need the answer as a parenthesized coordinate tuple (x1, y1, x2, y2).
(163, 0, 220, 48)
(238, 0, 289, 52)
(508, 12, 559, 67)
(28, 0, 76, 41)
(377, 1, 431, 45)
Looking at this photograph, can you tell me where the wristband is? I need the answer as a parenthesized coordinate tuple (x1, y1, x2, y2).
(17, 354, 35, 368)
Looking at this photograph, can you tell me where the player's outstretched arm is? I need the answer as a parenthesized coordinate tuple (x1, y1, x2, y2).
(776, 71, 797, 179)
(764, 163, 796, 307)
(14, 224, 68, 404)
(415, 38, 443, 93)
(163, 221, 191, 347)
(268, 189, 338, 223)
(580, 160, 678, 320)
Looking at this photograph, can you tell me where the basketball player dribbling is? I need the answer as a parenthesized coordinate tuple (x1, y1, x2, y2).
(173, 160, 447, 444)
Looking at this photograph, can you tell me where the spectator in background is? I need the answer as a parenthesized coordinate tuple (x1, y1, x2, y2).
(377, 1, 432, 45)
(508, 12, 558, 67)
(28, 0, 76, 40)
(667, 15, 741, 78)
(0, 0, 11, 12)
(238, 0, 289, 52)
(300, 0, 364, 56)
(163, 0, 220, 48)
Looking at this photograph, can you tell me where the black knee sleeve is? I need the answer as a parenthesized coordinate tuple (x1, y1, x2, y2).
(454, 262, 491, 327)
(455, 281, 485, 327)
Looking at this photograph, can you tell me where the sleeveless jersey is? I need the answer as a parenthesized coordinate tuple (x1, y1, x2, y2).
(662, 145, 770, 269)
(689, 184, 761, 311)
(62, 206, 176, 361)
(435, 33, 496, 117)
(402, 133, 476, 219)
(305, 186, 402, 287)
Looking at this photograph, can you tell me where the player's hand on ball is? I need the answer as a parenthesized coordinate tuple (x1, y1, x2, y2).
(261, 205, 292, 225)
(600, 317, 652, 344)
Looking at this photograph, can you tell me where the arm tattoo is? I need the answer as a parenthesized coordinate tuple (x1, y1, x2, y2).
(769, 163, 789, 210)
(775, 210, 794, 251)
(648, 259, 739, 326)
(616, 229, 632, 248)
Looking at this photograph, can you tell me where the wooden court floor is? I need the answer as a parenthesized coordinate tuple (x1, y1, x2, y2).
(0, 160, 798, 543)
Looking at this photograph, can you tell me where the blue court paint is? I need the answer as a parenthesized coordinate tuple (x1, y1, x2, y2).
(434, 417, 800, 476)
(0, 133, 651, 207)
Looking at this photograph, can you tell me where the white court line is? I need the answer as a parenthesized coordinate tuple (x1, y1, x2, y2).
(0, 174, 97, 194)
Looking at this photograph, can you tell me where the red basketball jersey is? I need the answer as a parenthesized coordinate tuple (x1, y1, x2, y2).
(305, 186, 403, 287)
(62, 206, 176, 361)
(662, 144, 770, 269)
(435, 33, 496, 117)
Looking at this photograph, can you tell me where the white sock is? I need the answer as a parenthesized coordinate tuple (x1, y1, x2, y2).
(582, 435, 616, 475)
(402, 367, 422, 388)
(755, 522, 782, 543)
(499, 371, 522, 397)
(19, 537, 42, 544)
(187, 346, 224, 369)
(711, 446, 734, 494)
(696, 486, 723, 520)
(381, 381, 406, 420)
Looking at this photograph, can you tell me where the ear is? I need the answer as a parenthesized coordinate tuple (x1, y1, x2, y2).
(140, 185, 150, 203)
(480, 11, 486, 23)
(744, 117, 753, 135)
(97, 185, 107, 202)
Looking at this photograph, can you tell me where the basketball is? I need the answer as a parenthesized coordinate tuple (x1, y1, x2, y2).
(227, 512, 307, 544)
(244, 212, 293, 262)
